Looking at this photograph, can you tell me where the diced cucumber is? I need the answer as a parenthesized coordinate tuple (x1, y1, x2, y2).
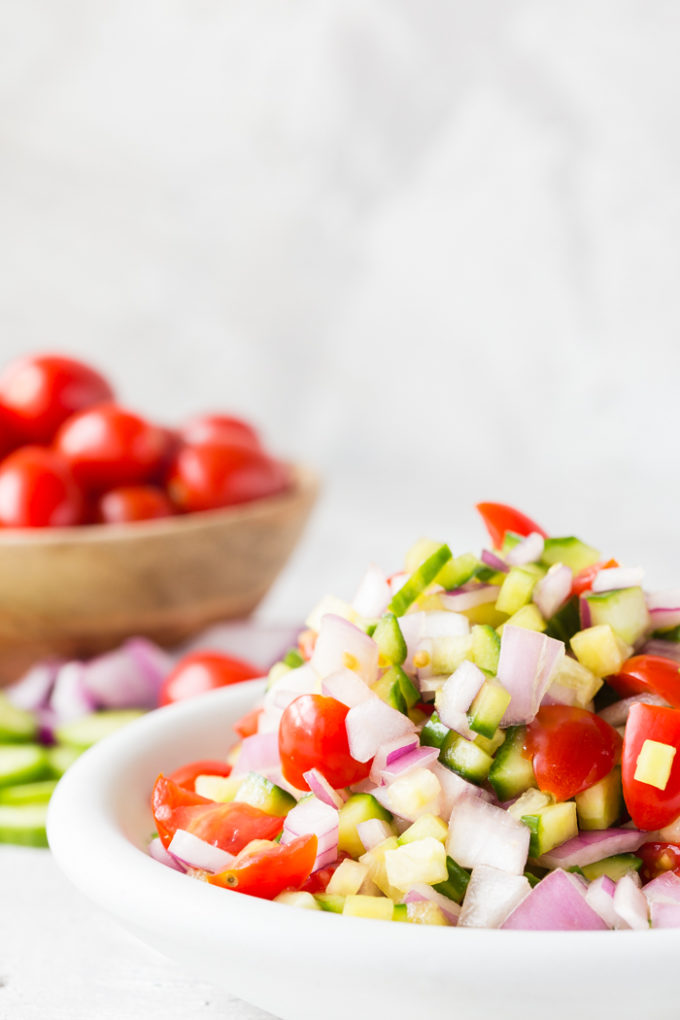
(440, 731, 492, 784)
(373, 614, 407, 667)
(314, 893, 345, 913)
(470, 624, 501, 674)
(496, 567, 539, 615)
(233, 772, 296, 815)
(398, 813, 448, 845)
(338, 794, 395, 859)
(55, 710, 146, 750)
(405, 538, 444, 574)
(46, 745, 81, 778)
(580, 854, 642, 883)
(384, 837, 448, 891)
(0, 779, 58, 805)
(575, 767, 623, 830)
(497, 604, 546, 635)
(468, 680, 511, 738)
(541, 537, 601, 573)
(548, 655, 603, 709)
(388, 545, 453, 617)
(0, 802, 48, 847)
(436, 553, 482, 591)
(655, 625, 680, 642)
(358, 836, 402, 899)
(282, 648, 305, 669)
(274, 891, 321, 910)
(0, 693, 38, 742)
(420, 712, 449, 751)
(488, 726, 537, 802)
(473, 729, 506, 756)
(342, 895, 394, 921)
(570, 624, 628, 677)
(0, 745, 49, 788)
(544, 596, 581, 644)
(194, 774, 242, 801)
(427, 636, 473, 675)
(501, 532, 524, 554)
(392, 903, 409, 922)
(521, 801, 578, 857)
(583, 587, 650, 646)
(384, 768, 441, 819)
(524, 870, 544, 888)
(326, 859, 368, 897)
(372, 671, 407, 714)
(461, 603, 507, 628)
(433, 855, 471, 904)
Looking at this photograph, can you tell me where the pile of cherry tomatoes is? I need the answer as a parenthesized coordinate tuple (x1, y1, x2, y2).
(0, 353, 289, 527)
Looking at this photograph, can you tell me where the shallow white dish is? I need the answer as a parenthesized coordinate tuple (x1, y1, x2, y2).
(48, 681, 680, 1020)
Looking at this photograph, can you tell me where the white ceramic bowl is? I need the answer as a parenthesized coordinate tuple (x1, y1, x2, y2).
(48, 682, 680, 1020)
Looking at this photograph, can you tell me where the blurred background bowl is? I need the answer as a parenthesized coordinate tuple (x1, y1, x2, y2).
(0, 463, 318, 686)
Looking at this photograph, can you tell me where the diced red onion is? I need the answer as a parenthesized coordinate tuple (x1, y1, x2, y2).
(481, 549, 508, 573)
(646, 590, 680, 632)
(149, 836, 186, 872)
(36, 706, 59, 745)
(266, 662, 319, 711)
(642, 871, 680, 905)
(650, 900, 680, 928)
(397, 612, 426, 672)
(321, 668, 373, 708)
(313, 846, 339, 872)
(585, 875, 617, 928)
(310, 615, 379, 686)
(613, 873, 649, 930)
(51, 662, 97, 722)
(125, 637, 173, 695)
(388, 572, 408, 597)
(649, 608, 680, 631)
(502, 869, 608, 930)
(505, 533, 544, 567)
(641, 639, 680, 662)
(538, 828, 647, 869)
(436, 660, 485, 739)
(532, 564, 572, 621)
(591, 567, 645, 594)
(418, 675, 449, 695)
(352, 564, 391, 619)
(345, 699, 415, 763)
(447, 798, 530, 875)
(357, 818, 394, 852)
(458, 866, 530, 928)
(6, 660, 61, 712)
(598, 692, 670, 727)
(168, 829, 235, 873)
(403, 884, 460, 925)
(369, 735, 420, 784)
(302, 769, 346, 808)
(440, 586, 500, 612)
(81, 640, 169, 710)
(579, 597, 592, 629)
(497, 626, 564, 726)
(380, 746, 440, 784)
(282, 795, 339, 871)
(420, 611, 470, 640)
(231, 732, 281, 777)
(256, 705, 283, 735)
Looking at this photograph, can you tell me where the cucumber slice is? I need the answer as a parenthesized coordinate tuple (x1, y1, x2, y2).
(580, 853, 642, 883)
(470, 625, 501, 674)
(314, 893, 345, 913)
(521, 801, 578, 857)
(420, 712, 449, 751)
(55, 709, 145, 750)
(582, 587, 650, 646)
(0, 802, 48, 847)
(473, 729, 506, 756)
(468, 680, 511, 739)
(0, 744, 49, 788)
(496, 567, 539, 615)
(440, 731, 492, 784)
(46, 745, 82, 778)
(373, 614, 407, 667)
(0, 693, 38, 743)
(541, 537, 601, 573)
(436, 553, 482, 591)
(433, 855, 470, 904)
(488, 726, 537, 802)
(0, 779, 58, 805)
(574, 767, 623, 830)
(338, 794, 395, 859)
(544, 597, 581, 644)
(372, 670, 407, 714)
(388, 545, 453, 616)
(233, 772, 296, 815)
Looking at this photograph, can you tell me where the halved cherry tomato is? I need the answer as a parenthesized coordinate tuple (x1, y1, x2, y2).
(168, 759, 232, 792)
(0, 446, 84, 527)
(167, 441, 289, 513)
(638, 841, 680, 884)
(208, 834, 318, 899)
(622, 703, 680, 830)
(159, 651, 261, 707)
(525, 705, 621, 801)
(0, 353, 114, 444)
(96, 485, 175, 524)
(571, 559, 619, 597)
(151, 775, 283, 851)
(475, 502, 548, 549)
(278, 694, 372, 791)
(299, 857, 345, 893)
(233, 706, 263, 740)
(608, 655, 680, 707)
(179, 414, 260, 450)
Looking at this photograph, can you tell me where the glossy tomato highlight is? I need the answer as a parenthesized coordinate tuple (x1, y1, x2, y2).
(278, 694, 372, 791)
(525, 705, 621, 801)
(0, 446, 84, 528)
(159, 651, 261, 707)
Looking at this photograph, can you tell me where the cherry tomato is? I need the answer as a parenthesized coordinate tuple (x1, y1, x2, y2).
(233, 706, 263, 740)
(0, 446, 84, 527)
(95, 485, 175, 524)
(159, 651, 261, 707)
(208, 834, 318, 899)
(571, 559, 619, 597)
(638, 841, 680, 883)
(168, 759, 232, 792)
(622, 703, 680, 830)
(179, 414, 260, 450)
(55, 404, 170, 491)
(166, 441, 289, 513)
(608, 655, 680, 707)
(0, 354, 114, 444)
(525, 705, 621, 801)
(278, 694, 372, 791)
(151, 774, 284, 851)
(476, 502, 548, 549)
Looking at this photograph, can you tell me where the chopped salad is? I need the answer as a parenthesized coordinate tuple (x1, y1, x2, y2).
(148, 502, 680, 930)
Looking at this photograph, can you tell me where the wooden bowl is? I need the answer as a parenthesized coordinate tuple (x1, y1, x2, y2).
(0, 464, 319, 686)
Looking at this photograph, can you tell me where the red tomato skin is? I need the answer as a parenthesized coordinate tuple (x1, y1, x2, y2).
(95, 485, 175, 524)
(209, 834, 318, 899)
(0, 354, 114, 444)
(233, 706, 263, 740)
(638, 841, 680, 884)
(278, 694, 372, 791)
(168, 759, 232, 792)
(475, 502, 548, 549)
(159, 651, 261, 707)
(608, 655, 680, 707)
(622, 703, 680, 830)
(525, 705, 621, 801)
(167, 441, 290, 513)
(55, 404, 170, 491)
(0, 446, 84, 527)
(179, 414, 260, 450)
(571, 559, 619, 597)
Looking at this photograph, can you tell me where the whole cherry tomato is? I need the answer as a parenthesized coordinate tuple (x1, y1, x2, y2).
(278, 694, 373, 791)
(158, 651, 261, 707)
(476, 502, 548, 549)
(96, 485, 175, 524)
(179, 414, 260, 450)
(608, 655, 680, 708)
(166, 441, 289, 513)
(571, 559, 619, 597)
(622, 703, 680, 830)
(525, 705, 621, 801)
(0, 446, 84, 527)
(55, 404, 170, 491)
(209, 834, 318, 899)
(0, 354, 114, 444)
(638, 841, 680, 883)
(168, 759, 232, 792)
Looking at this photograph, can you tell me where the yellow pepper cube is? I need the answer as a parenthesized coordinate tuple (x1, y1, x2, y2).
(634, 739, 677, 791)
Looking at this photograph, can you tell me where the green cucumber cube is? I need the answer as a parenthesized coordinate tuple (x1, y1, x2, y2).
(470, 624, 501, 674)
(373, 614, 408, 667)
(440, 731, 493, 784)
(574, 767, 623, 830)
(583, 586, 650, 646)
(488, 726, 537, 802)
(580, 853, 642, 882)
(467, 680, 511, 738)
(420, 712, 449, 751)
(388, 545, 453, 616)
(233, 772, 297, 815)
(338, 794, 395, 859)
(541, 537, 601, 573)
(521, 801, 578, 857)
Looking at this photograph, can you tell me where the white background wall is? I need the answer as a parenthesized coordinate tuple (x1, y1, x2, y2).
(1, 0, 678, 618)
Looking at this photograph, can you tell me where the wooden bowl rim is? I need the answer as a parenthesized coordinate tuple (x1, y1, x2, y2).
(0, 462, 320, 548)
